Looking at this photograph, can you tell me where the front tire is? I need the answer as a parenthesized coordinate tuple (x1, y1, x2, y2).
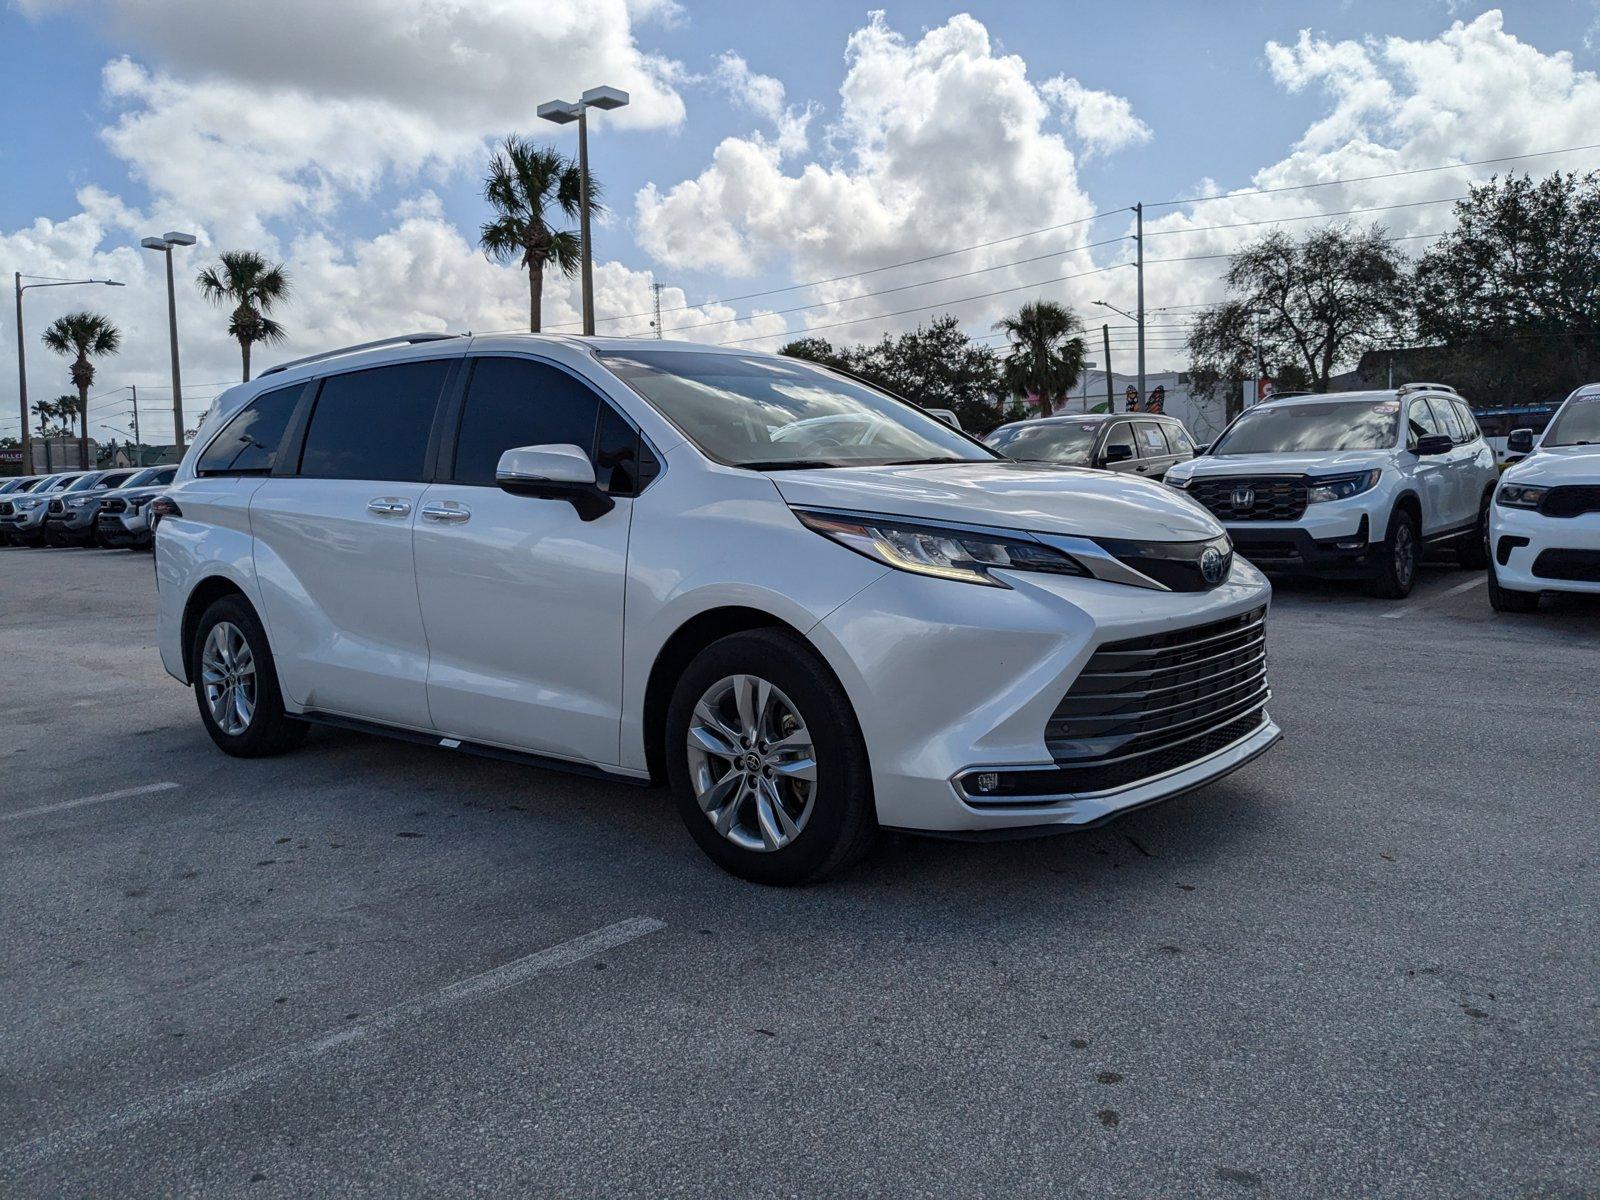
(666, 629, 876, 885)
(1366, 506, 1419, 599)
(191, 595, 308, 757)
(1487, 556, 1540, 613)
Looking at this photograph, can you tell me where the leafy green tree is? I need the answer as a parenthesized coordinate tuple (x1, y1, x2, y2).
(31, 396, 76, 437)
(197, 250, 292, 381)
(1187, 223, 1410, 414)
(480, 136, 596, 332)
(993, 300, 1087, 418)
(1413, 171, 1600, 401)
(41, 312, 120, 468)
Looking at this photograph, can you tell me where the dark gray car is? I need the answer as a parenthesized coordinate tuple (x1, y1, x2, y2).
(985, 412, 1199, 481)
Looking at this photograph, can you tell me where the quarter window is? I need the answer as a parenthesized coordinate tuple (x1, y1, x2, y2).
(299, 361, 451, 481)
(196, 384, 304, 476)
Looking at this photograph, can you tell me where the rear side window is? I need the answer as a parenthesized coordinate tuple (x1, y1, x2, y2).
(299, 361, 451, 481)
(1135, 422, 1170, 455)
(197, 385, 304, 476)
(1166, 423, 1196, 454)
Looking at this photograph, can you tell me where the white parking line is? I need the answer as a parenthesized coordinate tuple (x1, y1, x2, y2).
(1, 916, 665, 1172)
(0, 781, 181, 823)
(1382, 575, 1485, 618)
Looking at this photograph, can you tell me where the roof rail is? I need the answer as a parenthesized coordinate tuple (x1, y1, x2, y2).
(1395, 381, 1459, 396)
(259, 332, 463, 378)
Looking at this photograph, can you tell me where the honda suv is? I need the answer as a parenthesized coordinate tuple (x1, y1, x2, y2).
(1164, 386, 1499, 598)
(155, 333, 1280, 884)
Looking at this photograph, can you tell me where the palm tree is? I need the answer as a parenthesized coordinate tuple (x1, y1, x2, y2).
(993, 300, 1087, 418)
(32, 396, 75, 438)
(196, 250, 291, 380)
(41, 312, 121, 468)
(479, 136, 598, 332)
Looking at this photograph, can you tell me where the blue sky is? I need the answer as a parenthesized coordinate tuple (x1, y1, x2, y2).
(3, 1, 1599, 439)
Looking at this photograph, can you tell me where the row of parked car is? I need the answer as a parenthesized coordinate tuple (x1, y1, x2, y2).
(0, 465, 176, 549)
(982, 382, 1600, 611)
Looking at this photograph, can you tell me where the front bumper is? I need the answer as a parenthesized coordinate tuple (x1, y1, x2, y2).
(96, 511, 151, 546)
(1491, 503, 1600, 595)
(1227, 516, 1377, 578)
(3, 506, 51, 543)
(809, 558, 1280, 835)
(44, 508, 99, 543)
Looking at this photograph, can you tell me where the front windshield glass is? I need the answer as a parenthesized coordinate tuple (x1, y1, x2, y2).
(986, 420, 1100, 465)
(601, 350, 992, 469)
(1543, 392, 1600, 446)
(1211, 400, 1400, 454)
(122, 467, 164, 487)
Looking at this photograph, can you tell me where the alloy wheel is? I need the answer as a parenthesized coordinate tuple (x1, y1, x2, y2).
(201, 621, 256, 736)
(1394, 522, 1416, 590)
(686, 674, 817, 853)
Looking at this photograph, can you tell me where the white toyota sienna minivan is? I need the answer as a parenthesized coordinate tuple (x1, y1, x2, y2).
(156, 333, 1281, 884)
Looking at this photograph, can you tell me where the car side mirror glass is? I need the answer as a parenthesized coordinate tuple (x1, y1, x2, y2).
(1193, 443, 1210, 455)
(1506, 428, 1535, 455)
(1413, 433, 1453, 456)
(1102, 444, 1134, 464)
(495, 444, 614, 521)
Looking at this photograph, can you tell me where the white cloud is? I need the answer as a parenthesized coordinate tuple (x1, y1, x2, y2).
(1041, 78, 1152, 156)
(713, 52, 814, 159)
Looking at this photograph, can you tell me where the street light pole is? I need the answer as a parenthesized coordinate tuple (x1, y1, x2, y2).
(538, 86, 629, 337)
(1134, 202, 1147, 407)
(12, 274, 124, 473)
(141, 232, 196, 452)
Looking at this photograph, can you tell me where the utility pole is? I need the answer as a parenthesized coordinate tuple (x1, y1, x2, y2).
(1102, 324, 1114, 412)
(1134, 201, 1147, 406)
(130, 384, 141, 453)
(652, 281, 663, 338)
(13, 273, 26, 474)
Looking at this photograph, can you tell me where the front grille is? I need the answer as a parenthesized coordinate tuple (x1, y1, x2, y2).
(101, 497, 127, 514)
(1540, 486, 1600, 518)
(47, 499, 64, 514)
(1237, 539, 1302, 561)
(1187, 476, 1308, 522)
(1532, 549, 1600, 582)
(1037, 606, 1270, 791)
(0, 501, 12, 517)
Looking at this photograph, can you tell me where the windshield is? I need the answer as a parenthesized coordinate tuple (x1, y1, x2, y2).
(1543, 392, 1600, 446)
(986, 420, 1100, 465)
(1211, 400, 1400, 454)
(63, 474, 104, 492)
(601, 350, 992, 469)
(122, 467, 169, 487)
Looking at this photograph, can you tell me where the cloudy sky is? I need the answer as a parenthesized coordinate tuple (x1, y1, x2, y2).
(3, 0, 1599, 442)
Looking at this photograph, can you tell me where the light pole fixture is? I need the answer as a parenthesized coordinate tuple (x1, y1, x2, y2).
(538, 85, 629, 336)
(14, 274, 124, 472)
(140, 231, 197, 453)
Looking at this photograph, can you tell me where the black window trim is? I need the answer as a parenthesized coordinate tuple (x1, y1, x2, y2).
(438, 352, 665, 497)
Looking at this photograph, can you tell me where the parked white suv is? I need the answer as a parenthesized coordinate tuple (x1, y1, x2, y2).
(1487, 383, 1600, 612)
(1164, 386, 1499, 598)
(155, 333, 1280, 884)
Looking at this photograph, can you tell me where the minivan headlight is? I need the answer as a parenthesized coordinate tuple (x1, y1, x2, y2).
(1306, 469, 1380, 504)
(1496, 483, 1548, 509)
(792, 508, 1086, 588)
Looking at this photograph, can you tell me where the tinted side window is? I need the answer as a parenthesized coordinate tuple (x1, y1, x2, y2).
(299, 362, 450, 482)
(453, 358, 601, 486)
(1428, 397, 1465, 442)
(197, 385, 304, 476)
(1135, 422, 1170, 455)
(1103, 422, 1139, 459)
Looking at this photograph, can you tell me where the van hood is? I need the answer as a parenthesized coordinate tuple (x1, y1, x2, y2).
(1502, 443, 1600, 486)
(769, 461, 1223, 542)
(1169, 450, 1390, 481)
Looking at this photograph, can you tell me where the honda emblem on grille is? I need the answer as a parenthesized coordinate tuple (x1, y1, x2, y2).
(1231, 486, 1255, 510)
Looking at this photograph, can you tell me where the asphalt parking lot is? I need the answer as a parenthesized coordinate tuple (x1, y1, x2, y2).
(2, 546, 1597, 1198)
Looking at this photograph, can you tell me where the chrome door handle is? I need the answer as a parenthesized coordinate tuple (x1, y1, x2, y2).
(367, 498, 411, 518)
(421, 503, 471, 524)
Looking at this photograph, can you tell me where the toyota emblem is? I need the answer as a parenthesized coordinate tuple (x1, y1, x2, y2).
(1231, 486, 1255, 510)
(1200, 545, 1228, 586)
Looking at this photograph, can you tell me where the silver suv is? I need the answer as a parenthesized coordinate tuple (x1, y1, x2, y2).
(1164, 385, 1500, 598)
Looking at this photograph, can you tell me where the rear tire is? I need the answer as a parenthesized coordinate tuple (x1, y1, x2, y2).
(666, 629, 876, 885)
(1457, 490, 1491, 569)
(1487, 557, 1540, 613)
(1366, 506, 1419, 599)
(191, 594, 308, 757)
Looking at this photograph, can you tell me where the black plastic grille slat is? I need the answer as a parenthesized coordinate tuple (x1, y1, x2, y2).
(47, 499, 63, 514)
(1539, 486, 1600, 518)
(1187, 476, 1308, 522)
(0, 502, 12, 517)
(102, 498, 127, 514)
(1532, 548, 1600, 582)
(1045, 608, 1271, 775)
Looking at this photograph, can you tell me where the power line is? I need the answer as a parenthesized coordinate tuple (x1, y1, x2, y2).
(1142, 195, 1464, 237)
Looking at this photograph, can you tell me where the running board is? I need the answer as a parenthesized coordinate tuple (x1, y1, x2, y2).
(296, 711, 652, 788)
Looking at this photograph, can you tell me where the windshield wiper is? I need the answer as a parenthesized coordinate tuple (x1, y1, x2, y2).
(876, 456, 977, 466)
(739, 459, 851, 471)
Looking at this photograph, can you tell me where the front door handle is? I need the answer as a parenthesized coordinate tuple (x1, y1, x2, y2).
(367, 498, 411, 518)
(421, 502, 471, 524)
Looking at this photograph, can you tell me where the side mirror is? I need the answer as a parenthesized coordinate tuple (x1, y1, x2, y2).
(1413, 433, 1454, 456)
(1102, 444, 1135, 464)
(1193, 443, 1210, 456)
(1506, 428, 1535, 455)
(495, 444, 615, 521)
